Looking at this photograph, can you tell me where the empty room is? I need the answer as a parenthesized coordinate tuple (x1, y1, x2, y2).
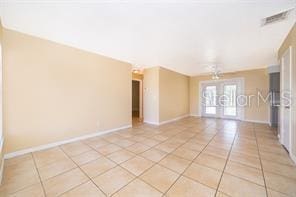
(0, 1, 295, 196)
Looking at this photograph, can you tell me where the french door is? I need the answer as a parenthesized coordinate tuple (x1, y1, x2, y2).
(201, 79, 242, 120)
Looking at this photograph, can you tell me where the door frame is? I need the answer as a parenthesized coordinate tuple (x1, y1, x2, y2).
(280, 46, 293, 153)
(199, 77, 245, 120)
(132, 79, 143, 119)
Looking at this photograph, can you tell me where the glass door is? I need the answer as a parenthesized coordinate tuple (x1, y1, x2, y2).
(201, 79, 242, 120)
(222, 84, 237, 119)
(202, 85, 218, 117)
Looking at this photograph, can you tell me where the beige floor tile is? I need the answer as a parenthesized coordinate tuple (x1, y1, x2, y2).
(3, 158, 36, 179)
(61, 141, 92, 157)
(93, 166, 135, 196)
(172, 147, 200, 161)
(115, 139, 136, 148)
(84, 138, 110, 149)
(216, 191, 231, 197)
(81, 157, 116, 178)
(130, 135, 148, 142)
(113, 179, 162, 197)
(3, 117, 296, 197)
(107, 149, 135, 164)
(140, 164, 179, 192)
(183, 163, 222, 189)
(203, 146, 229, 159)
(159, 154, 191, 174)
(126, 143, 150, 154)
(155, 142, 180, 153)
(71, 150, 102, 166)
(43, 168, 89, 197)
(60, 181, 105, 197)
(208, 142, 232, 150)
(95, 144, 122, 155)
(103, 134, 123, 143)
(121, 156, 154, 176)
(4, 154, 33, 167)
(267, 189, 289, 197)
(229, 152, 261, 169)
(181, 142, 205, 152)
(166, 176, 216, 197)
(260, 151, 294, 166)
(33, 147, 68, 168)
(231, 146, 259, 158)
(264, 171, 296, 196)
(225, 161, 264, 186)
(262, 160, 296, 179)
(141, 138, 161, 147)
(0, 169, 40, 195)
(194, 153, 226, 171)
(218, 173, 267, 197)
(140, 148, 168, 162)
(153, 134, 170, 142)
(258, 144, 288, 155)
(38, 158, 76, 180)
(8, 183, 44, 197)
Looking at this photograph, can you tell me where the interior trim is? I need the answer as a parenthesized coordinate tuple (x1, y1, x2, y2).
(4, 125, 132, 159)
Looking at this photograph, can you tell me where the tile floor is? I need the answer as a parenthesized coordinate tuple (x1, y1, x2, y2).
(0, 117, 296, 197)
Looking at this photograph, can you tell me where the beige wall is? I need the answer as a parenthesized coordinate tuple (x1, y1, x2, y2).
(2, 28, 132, 154)
(143, 67, 159, 124)
(278, 23, 296, 159)
(190, 68, 269, 122)
(0, 20, 3, 181)
(159, 67, 189, 122)
(144, 67, 189, 124)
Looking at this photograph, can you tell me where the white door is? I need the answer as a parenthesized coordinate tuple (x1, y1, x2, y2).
(202, 84, 218, 118)
(221, 83, 238, 119)
(201, 79, 242, 120)
(281, 47, 292, 151)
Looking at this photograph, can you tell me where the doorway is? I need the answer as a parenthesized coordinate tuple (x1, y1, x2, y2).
(132, 79, 143, 125)
(280, 46, 292, 152)
(200, 78, 244, 120)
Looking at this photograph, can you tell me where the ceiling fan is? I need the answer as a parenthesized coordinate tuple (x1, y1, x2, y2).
(210, 65, 222, 80)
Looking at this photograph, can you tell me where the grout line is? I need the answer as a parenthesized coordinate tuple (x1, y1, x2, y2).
(5, 118, 288, 197)
(29, 153, 47, 196)
(58, 147, 108, 197)
(162, 124, 220, 195)
(111, 126, 206, 195)
(110, 121, 214, 195)
(55, 120, 198, 196)
(254, 126, 269, 197)
(213, 123, 238, 196)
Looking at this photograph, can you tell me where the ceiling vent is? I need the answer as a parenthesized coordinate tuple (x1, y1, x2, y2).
(261, 9, 292, 26)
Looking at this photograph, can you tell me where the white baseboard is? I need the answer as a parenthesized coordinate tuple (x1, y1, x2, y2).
(144, 114, 190, 126)
(143, 120, 159, 125)
(190, 114, 201, 117)
(4, 124, 132, 159)
(159, 114, 190, 125)
(243, 119, 269, 124)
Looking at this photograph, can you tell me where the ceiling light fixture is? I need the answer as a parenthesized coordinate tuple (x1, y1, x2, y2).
(132, 69, 140, 74)
(211, 65, 221, 80)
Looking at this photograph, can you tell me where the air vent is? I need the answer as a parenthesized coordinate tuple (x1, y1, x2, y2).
(261, 9, 292, 26)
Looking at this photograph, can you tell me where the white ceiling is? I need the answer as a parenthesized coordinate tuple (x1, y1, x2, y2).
(0, 0, 295, 76)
